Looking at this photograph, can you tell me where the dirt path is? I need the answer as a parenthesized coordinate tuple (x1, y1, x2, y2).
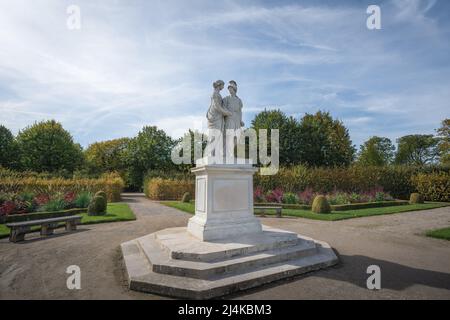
(1, 193, 449, 300)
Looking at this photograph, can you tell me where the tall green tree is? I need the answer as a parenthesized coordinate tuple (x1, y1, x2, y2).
(395, 134, 439, 166)
(85, 138, 131, 174)
(357, 136, 395, 166)
(16, 120, 84, 173)
(251, 109, 302, 165)
(0, 125, 18, 169)
(298, 111, 355, 166)
(436, 119, 450, 165)
(126, 126, 175, 189)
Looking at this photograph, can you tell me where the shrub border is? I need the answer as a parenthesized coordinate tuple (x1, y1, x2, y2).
(331, 200, 409, 211)
(254, 200, 409, 211)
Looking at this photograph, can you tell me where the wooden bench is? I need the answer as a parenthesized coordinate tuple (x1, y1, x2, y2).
(254, 206, 282, 218)
(6, 215, 82, 243)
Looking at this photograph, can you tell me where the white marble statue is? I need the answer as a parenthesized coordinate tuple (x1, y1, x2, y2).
(206, 80, 232, 133)
(223, 80, 245, 159)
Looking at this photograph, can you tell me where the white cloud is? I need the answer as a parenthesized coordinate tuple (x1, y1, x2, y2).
(0, 0, 448, 149)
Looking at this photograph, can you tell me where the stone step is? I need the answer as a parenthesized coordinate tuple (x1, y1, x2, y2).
(152, 226, 303, 262)
(121, 238, 338, 299)
(137, 234, 318, 279)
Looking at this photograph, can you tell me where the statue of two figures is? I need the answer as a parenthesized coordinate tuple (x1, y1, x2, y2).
(206, 80, 246, 164)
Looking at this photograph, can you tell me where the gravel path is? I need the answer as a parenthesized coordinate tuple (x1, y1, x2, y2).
(1, 193, 449, 300)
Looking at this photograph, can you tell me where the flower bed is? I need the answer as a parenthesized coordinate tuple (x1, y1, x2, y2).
(0, 190, 92, 220)
(254, 200, 408, 211)
(254, 186, 395, 206)
(0, 175, 124, 203)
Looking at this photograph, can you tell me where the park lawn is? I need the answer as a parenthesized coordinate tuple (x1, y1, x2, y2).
(0, 202, 135, 239)
(162, 201, 195, 214)
(161, 201, 449, 222)
(426, 227, 450, 241)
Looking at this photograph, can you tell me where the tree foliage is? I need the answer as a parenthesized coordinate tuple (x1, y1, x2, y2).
(395, 134, 439, 166)
(126, 126, 175, 189)
(358, 136, 395, 166)
(251, 109, 302, 165)
(85, 138, 130, 174)
(251, 109, 355, 167)
(16, 120, 84, 173)
(298, 111, 355, 167)
(0, 125, 18, 168)
(436, 119, 450, 165)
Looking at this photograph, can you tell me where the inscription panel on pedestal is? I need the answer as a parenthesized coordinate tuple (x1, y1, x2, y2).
(212, 179, 249, 212)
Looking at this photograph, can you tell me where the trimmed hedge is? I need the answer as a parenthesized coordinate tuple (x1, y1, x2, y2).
(144, 178, 195, 200)
(255, 203, 311, 210)
(412, 172, 449, 202)
(409, 193, 424, 204)
(182, 192, 192, 203)
(312, 195, 331, 214)
(254, 165, 449, 200)
(1, 208, 86, 224)
(0, 176, 124, 202)
(331, 200, 409, 211)
(255, 200, 409, 211)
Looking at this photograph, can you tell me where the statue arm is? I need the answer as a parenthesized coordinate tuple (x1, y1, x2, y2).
(240, 99, 244, 127)
(214, 95, 231, 116)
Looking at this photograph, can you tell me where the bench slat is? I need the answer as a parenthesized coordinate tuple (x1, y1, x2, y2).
(6, 215, 82, 228)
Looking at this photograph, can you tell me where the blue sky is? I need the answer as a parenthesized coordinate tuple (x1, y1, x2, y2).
(0, 0, 449, 149)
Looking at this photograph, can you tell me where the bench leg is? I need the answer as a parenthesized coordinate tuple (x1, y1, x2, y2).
(276, 209, 282, 218)
(9, 226, 29, 243)
(41, 223, 58, 237)
(65, 220, 77, 231)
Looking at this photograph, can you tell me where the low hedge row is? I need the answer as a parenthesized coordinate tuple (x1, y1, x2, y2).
(143, 166, 449, 202)
(255, 203, 311, 210)
(144, 178, 195, 200)
(1, 208, 86, 223)
(254, 165, 449, 200)
(0, 176, 124, 202)
(412, 172, 449, 202)
(330, 200, 409, 211)
(254, 200, 409, 211)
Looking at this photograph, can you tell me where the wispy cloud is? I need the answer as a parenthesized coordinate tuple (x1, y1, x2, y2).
(0, 0, 449, 148)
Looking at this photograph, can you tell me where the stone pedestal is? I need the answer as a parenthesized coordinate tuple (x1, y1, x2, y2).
(187, 159, 262, 241)
(121, 158, 338, 299)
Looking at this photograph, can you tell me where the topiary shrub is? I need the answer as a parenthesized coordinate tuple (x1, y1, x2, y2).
(311, 195, 331, 214)
(409, 193, 424, 204)
(181, 192, 191, 203)
(88, 195, 107, 216)
(94, 191, 107, 202)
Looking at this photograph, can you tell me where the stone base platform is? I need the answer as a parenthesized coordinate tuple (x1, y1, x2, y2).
(121, 226, 338, 299)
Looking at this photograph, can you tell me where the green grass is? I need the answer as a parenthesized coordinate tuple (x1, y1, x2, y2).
(161, 201, 449, 221)
(426, 227, 450, 241)
(0, 202, 135, 239)
(162, 201, 195, 214)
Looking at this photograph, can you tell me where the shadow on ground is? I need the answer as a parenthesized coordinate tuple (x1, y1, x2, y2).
(225, 250, 450, 299)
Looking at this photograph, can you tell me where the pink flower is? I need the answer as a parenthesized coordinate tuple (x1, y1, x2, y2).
(266, 188, 284, 203)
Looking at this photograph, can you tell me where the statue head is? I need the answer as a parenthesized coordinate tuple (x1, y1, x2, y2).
(228, 80, 237, 95)
(213, 80, 225, 91)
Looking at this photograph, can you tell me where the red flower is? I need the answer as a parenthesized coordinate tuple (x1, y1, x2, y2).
(0, 201, 16, 216)
(64, 192, 76, 203)
(35, 194, 50, 206)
